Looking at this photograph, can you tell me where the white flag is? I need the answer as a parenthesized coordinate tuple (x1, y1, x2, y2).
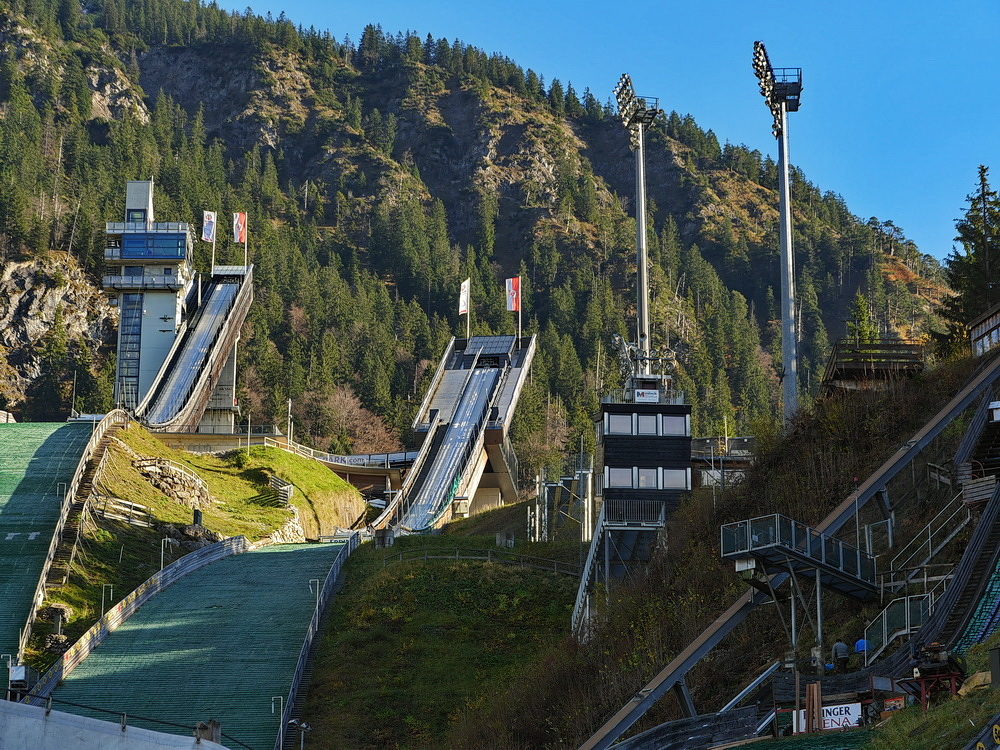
(459, 278, 470, 315)
(201, 211, 216, 242)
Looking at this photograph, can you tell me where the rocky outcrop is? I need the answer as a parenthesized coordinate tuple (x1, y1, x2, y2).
(161, 522, 224, 552)
(265, 504, 306, 544)
(134, 458, 213, 510)
(88, 63, 149, 123)
(0, 254, 116, 407)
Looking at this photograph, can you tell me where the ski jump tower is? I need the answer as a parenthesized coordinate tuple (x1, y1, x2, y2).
(103, 181, 247, 433)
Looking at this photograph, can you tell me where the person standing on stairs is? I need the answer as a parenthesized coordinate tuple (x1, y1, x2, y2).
(833, 638, 850, 673)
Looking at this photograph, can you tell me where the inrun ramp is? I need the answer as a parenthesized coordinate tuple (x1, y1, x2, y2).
(0, 422, 92, 657)
(51, 542, 346, 750)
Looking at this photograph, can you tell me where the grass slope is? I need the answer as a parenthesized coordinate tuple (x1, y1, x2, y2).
(304, 534, 579, 749)
(26, 424, 364, 672)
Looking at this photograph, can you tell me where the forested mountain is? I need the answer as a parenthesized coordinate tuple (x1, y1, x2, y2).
(0, 0, 951, 466)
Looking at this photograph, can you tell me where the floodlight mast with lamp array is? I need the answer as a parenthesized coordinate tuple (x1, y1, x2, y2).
(752, 40, 803, 424)
(612, 73, 663, 375)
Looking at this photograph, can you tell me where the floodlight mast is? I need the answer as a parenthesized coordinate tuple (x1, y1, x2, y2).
(753, 41, 802, 425)
(613, 74, 661, 376)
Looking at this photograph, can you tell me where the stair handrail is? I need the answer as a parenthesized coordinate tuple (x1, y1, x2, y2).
(720, 660, 781, 712)
(889, 489, 969, 573)
(17, 410, 130, 661)
(864, 593, 934, 665)
(953, 387, 994, 468)
(572, 502, 608, 638)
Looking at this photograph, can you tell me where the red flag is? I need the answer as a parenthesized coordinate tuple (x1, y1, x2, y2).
(505, 277, 520, 312)
(233, 212, 247, 243)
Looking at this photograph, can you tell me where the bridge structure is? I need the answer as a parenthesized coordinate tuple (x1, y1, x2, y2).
(371, 334, 534, 533)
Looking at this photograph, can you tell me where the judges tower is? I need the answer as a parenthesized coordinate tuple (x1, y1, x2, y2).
(103, 181, 193, 411)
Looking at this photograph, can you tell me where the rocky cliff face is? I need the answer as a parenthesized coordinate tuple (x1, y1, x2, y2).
(0, 253, 116, 406)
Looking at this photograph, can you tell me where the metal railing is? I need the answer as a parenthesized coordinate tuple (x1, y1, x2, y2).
(22, 535, 250, 702)
(497, 433, 520, 486)
(572, 503, 607, 638)
(889, 490, 970, 573)
(720, 513, 877, 585)
(18, 410, 130, 661)
(602, 498, 668, 526)
(601, 388, 686, 405)
(720, 661, 781, 712)
(140, 268, 253, 431)
(864, 594, 933, 665)
(262, 436, 408, 468)
(101, 275, 185, 290)
(275, 532, 359, 750)
(106, 221, 191, 233)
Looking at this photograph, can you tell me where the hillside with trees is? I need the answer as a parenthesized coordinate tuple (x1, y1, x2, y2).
(0, 0, 951, 469)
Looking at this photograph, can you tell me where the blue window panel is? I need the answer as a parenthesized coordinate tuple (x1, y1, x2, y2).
(120, 234, 186, 259)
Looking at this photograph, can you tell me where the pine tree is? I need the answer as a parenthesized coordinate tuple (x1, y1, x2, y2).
(944, 165, 1000, 328)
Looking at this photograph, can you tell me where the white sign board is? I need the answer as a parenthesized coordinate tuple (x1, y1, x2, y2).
(634, 389, 659, 403)
(792, 703, 861, 733)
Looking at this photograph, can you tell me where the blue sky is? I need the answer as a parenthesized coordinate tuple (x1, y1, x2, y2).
(225, 0, 999, 262)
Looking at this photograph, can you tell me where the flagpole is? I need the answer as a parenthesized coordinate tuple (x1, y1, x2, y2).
(211, 234, 216, 276)
(244, 220, 248, 268)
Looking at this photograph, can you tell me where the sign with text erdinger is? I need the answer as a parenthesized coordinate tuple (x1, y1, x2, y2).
(792, 703, 861, 733)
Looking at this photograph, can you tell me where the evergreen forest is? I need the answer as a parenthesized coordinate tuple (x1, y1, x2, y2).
(1, 0, 994, 475)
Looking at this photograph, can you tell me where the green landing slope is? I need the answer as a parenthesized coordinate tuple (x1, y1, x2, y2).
(52, 542, 345, 750)
(0, 422, 93, 656)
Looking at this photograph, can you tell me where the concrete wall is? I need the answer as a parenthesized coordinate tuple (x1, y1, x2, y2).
(138, 292, 182, 401)
(0, 700, 228, 750)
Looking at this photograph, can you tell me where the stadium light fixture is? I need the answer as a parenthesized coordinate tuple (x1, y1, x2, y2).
(613, 73, 662, 374)
(752, 41, 802, 423)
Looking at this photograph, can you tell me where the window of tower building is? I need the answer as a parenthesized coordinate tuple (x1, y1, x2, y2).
(637, 414, 658, 434)
(607, 414, 633, 434)
(662, 414, 688, 436)
(608, 468, 633, 487)
(637, 468, 658, 487)
(662, 469, 689, 489)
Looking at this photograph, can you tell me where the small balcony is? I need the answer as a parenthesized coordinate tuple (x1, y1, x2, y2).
(102, 275, 185, 291)
(106, 221, 191, 234)
(601, 388, 687, 406)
